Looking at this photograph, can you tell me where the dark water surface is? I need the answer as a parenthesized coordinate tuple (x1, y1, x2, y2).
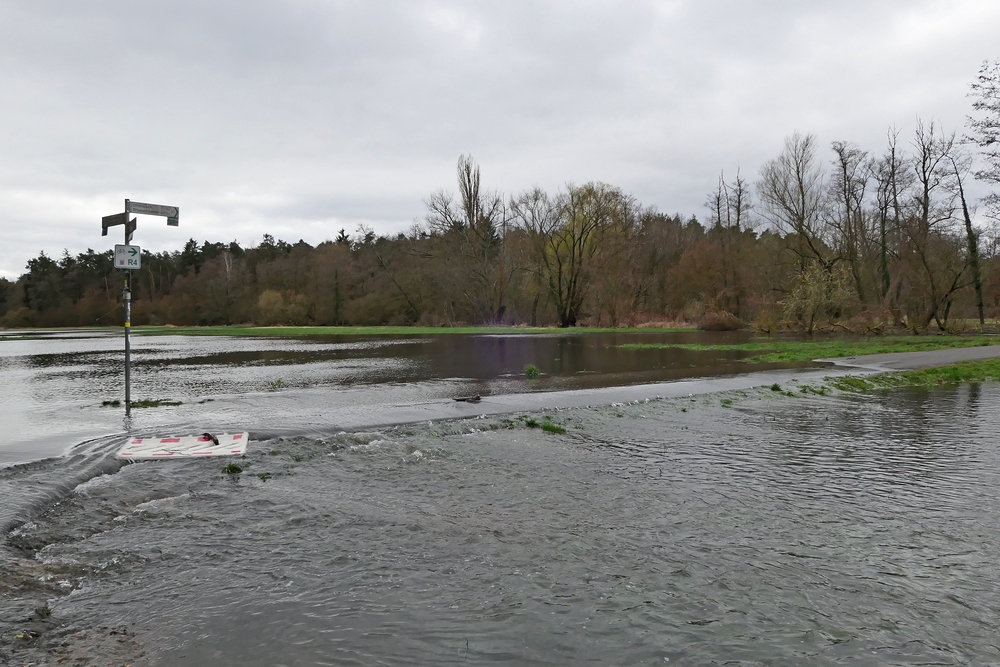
(3, 332, 1000, 665)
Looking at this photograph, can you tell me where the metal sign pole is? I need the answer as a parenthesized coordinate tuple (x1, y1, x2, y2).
(124, 199, 132, 416)
(102, 198, 176, 417)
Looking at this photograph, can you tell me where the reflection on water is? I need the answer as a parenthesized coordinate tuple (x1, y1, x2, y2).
(4, 384, 1000, 665)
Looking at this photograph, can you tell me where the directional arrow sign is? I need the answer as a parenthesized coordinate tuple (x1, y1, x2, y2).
(127, 201, 179, 221)
(102, 213, 138, 239)
(114, 244, 142, 269)
(102, 212, 127, 236)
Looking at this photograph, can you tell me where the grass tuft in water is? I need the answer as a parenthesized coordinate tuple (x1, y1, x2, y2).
(256, 472, 271, 482)
(769, 383, 782, 392)
(541, 422, 566, 434)
(222, 463, 243, 475)
(720, 398, 733, 408)
(103, 398, 182, 408)
(129, 399, 182, 408)
(524, 364, 541, 379)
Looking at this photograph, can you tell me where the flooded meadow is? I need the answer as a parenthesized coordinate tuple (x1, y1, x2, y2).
(2, 330, 999, 665)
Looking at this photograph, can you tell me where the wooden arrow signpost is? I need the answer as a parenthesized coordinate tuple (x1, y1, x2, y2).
(101, 199, 179, 415)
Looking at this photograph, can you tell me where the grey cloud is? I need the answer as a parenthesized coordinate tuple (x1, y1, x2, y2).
(0, 0, 997, 277)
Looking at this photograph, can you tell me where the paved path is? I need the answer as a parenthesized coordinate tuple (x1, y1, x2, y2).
(818, 344, 1000, 371)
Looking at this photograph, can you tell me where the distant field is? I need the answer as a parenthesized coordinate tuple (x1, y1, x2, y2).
(618, 336, 1000, 363)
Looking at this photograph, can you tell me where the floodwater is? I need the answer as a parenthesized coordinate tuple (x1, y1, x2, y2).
(4, 331, 1000, 665)
(0, 328, 775, 466)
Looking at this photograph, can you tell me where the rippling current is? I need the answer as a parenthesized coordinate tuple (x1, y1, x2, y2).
(5, 383, 1000, 666)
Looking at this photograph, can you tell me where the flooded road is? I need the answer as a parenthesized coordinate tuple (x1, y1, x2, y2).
(4, 331, 1000, 665)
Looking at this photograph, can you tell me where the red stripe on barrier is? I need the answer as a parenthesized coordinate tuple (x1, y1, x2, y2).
(197, 436, 211, 442)
(159, 438, 181, 444)
(152, 453, 173, 457)
(193, 451, 213, 455)
(233, 434, 243, 440)
(131, 439, 143, 444)
(231, 449, 242, 453)
(121, 452, 132, 456)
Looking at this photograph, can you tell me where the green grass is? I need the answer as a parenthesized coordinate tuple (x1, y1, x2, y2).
(540, 421, 566, 434)
(618, 336, 1000, 364)
(829, 358, 1000, 392)
(129, 324, 693, 337)
(524, 363, 541, 379)
(222, 462, 243, 475)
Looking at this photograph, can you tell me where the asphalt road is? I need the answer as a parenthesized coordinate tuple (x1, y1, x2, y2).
(820, 344, 1000, 371)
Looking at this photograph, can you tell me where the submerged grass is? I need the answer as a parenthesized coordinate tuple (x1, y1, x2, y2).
(619, 335, 1000, 363)
(101, 398, 182, 408)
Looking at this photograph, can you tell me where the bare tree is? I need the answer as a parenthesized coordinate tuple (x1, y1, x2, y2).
(757, 133, 832, 271)
(425, 155, 514, 322)
(902, 121, 968, 329)
(968, 59, 1000, 221)
(829, 141, 871, 301)
(949, 152, 985, 324)
(702, 170, 754, 316)
(870, 129, 910, 304)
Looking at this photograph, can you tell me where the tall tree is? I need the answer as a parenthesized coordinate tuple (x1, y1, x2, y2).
(829, 141, 871, 301)
(757, 133, 832, 271)
(425, 155, 513, 322)
(870, 129, 909, 304)
(968, 58, 1000, 221)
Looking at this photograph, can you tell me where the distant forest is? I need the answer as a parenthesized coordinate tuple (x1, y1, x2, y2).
(3, 63, 999, 332)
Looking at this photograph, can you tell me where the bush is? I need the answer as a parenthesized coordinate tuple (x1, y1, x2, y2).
(698, 311, 744, 331)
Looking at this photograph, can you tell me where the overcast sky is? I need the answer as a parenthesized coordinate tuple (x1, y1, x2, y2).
(1, 0, 998, 279)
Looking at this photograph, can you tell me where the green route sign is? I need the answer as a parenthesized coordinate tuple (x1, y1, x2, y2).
(114, 244, 141, 269)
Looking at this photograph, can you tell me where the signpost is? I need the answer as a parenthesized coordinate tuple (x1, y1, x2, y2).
(102, 199, 179, 415)
(114, 244, 142, 269)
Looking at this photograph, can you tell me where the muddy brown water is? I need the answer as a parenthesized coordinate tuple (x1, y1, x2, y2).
(3, 331, 1000, 665)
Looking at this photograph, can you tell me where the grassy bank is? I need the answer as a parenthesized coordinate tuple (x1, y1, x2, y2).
(130, 324, 693, 337)
(828, 358, 1000, 392)
(619, 335, 1000, 363)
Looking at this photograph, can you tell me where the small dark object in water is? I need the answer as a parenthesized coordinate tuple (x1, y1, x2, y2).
(202, 432, 220, 446)
(454, 393, 482, 403)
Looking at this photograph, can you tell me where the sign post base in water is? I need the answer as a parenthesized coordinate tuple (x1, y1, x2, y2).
(118, 432, 249, 460)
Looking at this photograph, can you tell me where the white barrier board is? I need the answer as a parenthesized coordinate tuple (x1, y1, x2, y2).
(118, 432, 249, 460)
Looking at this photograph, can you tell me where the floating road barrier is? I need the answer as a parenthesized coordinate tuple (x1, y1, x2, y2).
(118, 432, 249, 460)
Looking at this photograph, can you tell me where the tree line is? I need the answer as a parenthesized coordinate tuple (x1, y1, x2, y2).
(3, 61, 999, 332)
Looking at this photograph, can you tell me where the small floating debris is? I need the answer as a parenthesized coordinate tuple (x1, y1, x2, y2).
(454, 393, 482, 403)
(118, 432, 249, 460)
